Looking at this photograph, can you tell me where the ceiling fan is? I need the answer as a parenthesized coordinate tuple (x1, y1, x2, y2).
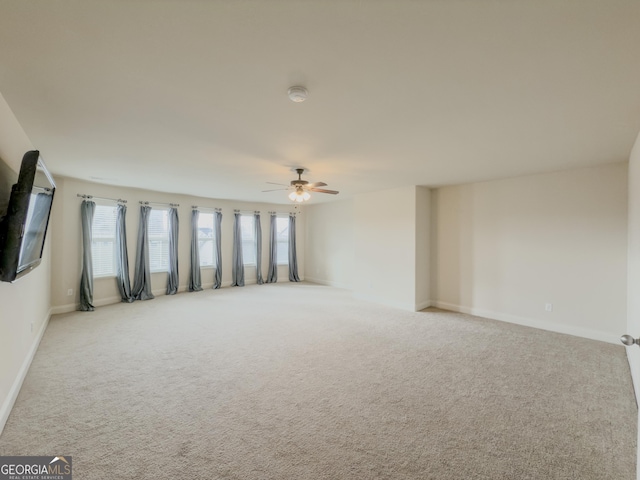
(263, 168, 339, 202)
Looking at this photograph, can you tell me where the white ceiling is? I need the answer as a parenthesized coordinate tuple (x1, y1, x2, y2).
(0, 0, 639, 204)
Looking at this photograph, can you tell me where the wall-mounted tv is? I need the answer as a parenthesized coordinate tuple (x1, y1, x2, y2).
(0, 150, 56, 282)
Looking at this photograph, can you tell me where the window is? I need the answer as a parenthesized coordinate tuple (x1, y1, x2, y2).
(276, 216, 289, 265)
(92, 205, 117, 277)
(240, 214, 256, 265)
(198, 212, 216, 267)
(148, 208, 170, 273)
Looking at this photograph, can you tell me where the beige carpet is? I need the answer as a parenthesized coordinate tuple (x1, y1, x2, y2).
(0, 283, 636, 479)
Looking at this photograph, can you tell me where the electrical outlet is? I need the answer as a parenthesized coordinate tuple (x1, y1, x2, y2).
(67, 289, 73, 296)
(545, 303, 553, 312)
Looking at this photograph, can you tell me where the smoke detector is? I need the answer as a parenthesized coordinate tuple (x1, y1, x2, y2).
(287, 86, 308, 103)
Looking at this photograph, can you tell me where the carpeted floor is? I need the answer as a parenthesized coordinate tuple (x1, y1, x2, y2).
(0, 283, 636, 479)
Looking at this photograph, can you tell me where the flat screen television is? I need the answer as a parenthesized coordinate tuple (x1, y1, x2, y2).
(0, 150, 56, 282)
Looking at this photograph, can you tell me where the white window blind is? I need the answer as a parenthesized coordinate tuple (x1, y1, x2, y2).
(276, 216, 289, 265)
(92, 205, 117, 277)
(240, 214, 256, 265)
(198, 212, 216, 267)
(148, 208, 170, 273)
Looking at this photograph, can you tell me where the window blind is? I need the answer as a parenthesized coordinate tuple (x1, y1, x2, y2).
(240, 214, 256, 265)
(148, 208, 170, 272)
(92, 205, 117, 276)
(276, 216, 289, 265)
(197, 212, 216, 267)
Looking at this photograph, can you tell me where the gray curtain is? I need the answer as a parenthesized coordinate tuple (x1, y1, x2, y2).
(189, 209, 203, 292)
(288, 213, 301, 282)
(266, 213, 278, 283)
(115, 204, 133, 303)
(213, 210, 222, 289)
(132, 205, 154, 300)
(79, 200, 95, 311)
(254, 212, 264, 285)
(166, 207, 179, 295)
(231, 211, 245, 287)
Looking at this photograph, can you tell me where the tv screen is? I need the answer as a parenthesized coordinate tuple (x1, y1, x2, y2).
(0, 150, 56, 282)
(18, 187, 54, 270)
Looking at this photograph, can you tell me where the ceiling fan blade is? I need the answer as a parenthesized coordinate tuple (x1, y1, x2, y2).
(309, 187, 339, 195)
(262, 188, 288, 192)
(307, 181, 327, 188)
(266, 182, 289, 187)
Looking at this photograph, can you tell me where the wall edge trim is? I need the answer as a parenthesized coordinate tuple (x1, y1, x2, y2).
(434, 300, 620, 344)
(353, 292, 415, 312)
(0, 308, 51, 435)
(304, 276, 351, 291)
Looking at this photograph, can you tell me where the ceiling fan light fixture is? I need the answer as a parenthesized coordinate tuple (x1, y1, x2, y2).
(266, 167, 337, 202)
(289, 187, 310, 203)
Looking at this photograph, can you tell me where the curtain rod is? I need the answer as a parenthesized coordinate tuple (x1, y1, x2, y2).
(233, 209, 260, 214)
(139, 201, 179, 207)
(192, 206, 222, 212)
(77, 193, 127, 203)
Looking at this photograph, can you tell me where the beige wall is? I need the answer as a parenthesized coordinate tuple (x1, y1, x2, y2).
(50, 177, 305, 311)
(304, 199, 355, 290)
(304, 186, 431, 310)
(258, 163, 628, 342)
(432, 163, 628, 343)
(353, 186, 416, 310)
(0, 92, 51, 433)
(415, 186, 430, 308)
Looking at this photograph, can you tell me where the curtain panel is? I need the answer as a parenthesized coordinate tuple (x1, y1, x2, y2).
(166, 207, 179, 295)
(79, 200, 96, 311)
(231, 211, 245, 286)
(115, 204, 134, 303)
(266, 212, 277, 283)
(213, 210, 222, 289)
(288, 213, 301, 282)
(189, 209, 203, 292)
(132, 205, 154, 300)
(254, 212, 264, 285)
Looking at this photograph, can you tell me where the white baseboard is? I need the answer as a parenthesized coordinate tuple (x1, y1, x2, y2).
(50, 303, 76, 315)
(95, 295, 123, 307)
(51, 294, 123, 314)
(197, 282, 234, 289)
(51, 282, 250, 312)
(415, 300, 432, 311)
(304, 276, 351, 291)
(433, 301, 620, 345)
(353, 292, 418, 312)
(352, 292, 432, 313)
(0, 309, 51, 436)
